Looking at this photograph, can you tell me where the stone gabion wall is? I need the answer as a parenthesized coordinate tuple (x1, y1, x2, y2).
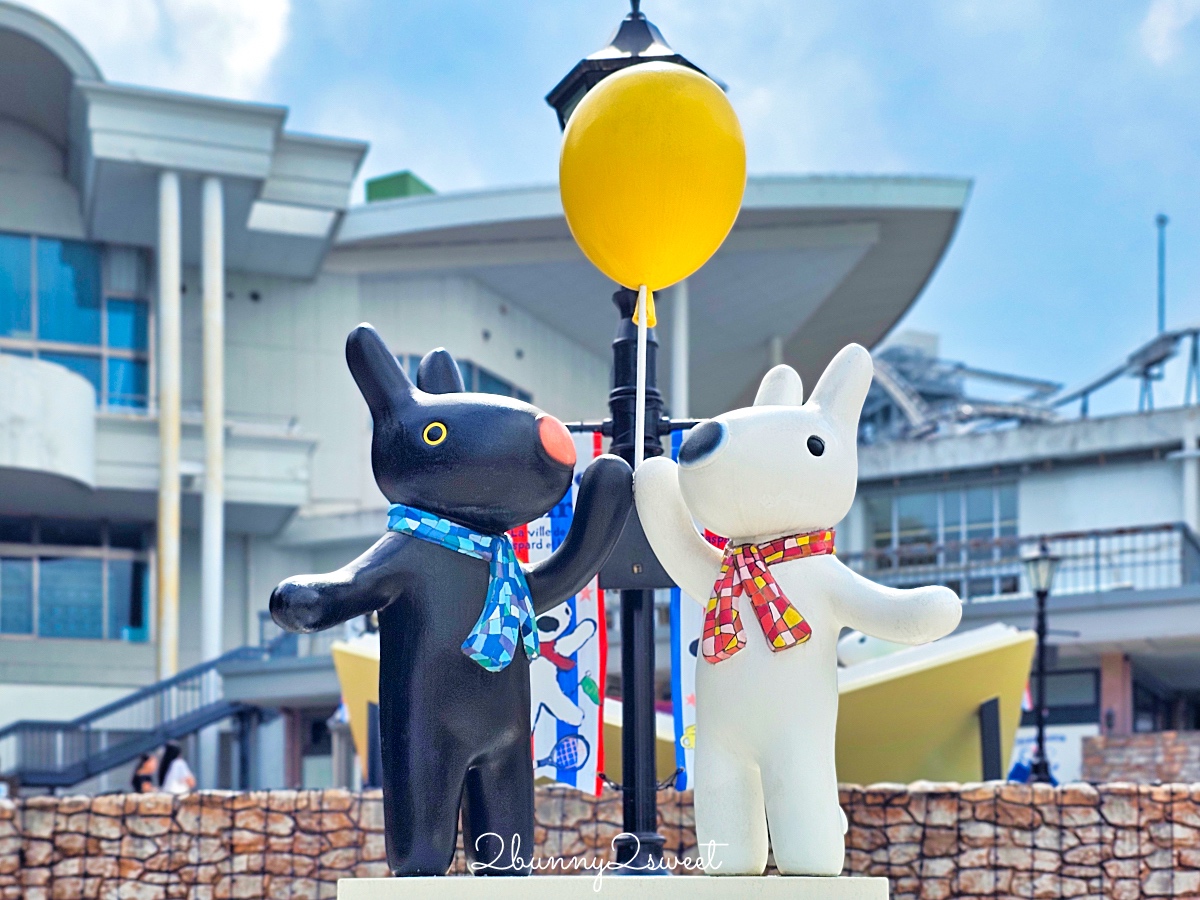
(2, 782, 1199, 898)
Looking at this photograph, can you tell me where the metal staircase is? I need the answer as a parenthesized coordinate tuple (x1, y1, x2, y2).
(0, 644, 275, 790)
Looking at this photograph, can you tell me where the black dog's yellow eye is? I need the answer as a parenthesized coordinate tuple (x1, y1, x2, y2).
(423, 422, 447, 446)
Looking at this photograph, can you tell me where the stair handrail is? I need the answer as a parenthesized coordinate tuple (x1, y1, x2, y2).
(0, 639, 280, 741)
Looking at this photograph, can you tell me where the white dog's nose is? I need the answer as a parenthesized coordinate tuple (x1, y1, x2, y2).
(678, 419, 727, 467)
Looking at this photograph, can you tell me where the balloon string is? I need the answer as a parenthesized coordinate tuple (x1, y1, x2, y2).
(634, 284, 650, 470)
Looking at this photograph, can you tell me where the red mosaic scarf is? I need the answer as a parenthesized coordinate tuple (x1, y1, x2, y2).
(702, 529, 834, 663)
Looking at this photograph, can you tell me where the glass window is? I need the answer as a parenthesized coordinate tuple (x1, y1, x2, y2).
(40, 519, 103, 547)
(897, 493, 938, 545)
(37, 239, 102, 345)
(0, 517, 33, 543)
(41, 352, 101, 398)
(107, 559, 148, 642)
(477, 368, 512, 396)
(0, 233, 31, 339)
(38, 557, 104, 639)
(0, 558, 33, 635)
(457, 360, 476, 391)
(1046, 671, 1098, 707)
(864, 495, 893, 551)
(106, 299, 149, 351)
(966, 487, 994, 560)
(109, 523, 147, 550)
(943, 491, 963, 542)
(998, 485, 1018, 537)
(107, 358, 148, 409)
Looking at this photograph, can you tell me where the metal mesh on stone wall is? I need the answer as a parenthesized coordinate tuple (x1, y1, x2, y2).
(1, 783, 1199, 898)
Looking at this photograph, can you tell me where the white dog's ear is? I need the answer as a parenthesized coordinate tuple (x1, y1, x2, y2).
(754, 365, 804, 406)
(806, 344, 873, 426)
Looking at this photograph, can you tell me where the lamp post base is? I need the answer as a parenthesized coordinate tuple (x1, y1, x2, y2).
(1029, 756, 1054, 784)
(613, 831, 667, 872)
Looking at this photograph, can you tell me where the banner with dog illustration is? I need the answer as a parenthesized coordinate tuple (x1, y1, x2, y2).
(511, 432, 607, 795)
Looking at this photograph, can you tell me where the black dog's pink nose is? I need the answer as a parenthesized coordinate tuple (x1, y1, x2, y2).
(538, 415, 576, 467)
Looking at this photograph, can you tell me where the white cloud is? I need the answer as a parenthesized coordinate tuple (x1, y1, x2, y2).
(1141, 0, 1200, 65)
(21, 0, 291, 99)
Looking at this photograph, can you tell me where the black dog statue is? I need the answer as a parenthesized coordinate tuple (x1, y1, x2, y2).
(270, 324, 632, 876)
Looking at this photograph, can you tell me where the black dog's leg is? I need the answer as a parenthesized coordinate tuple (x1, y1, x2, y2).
(525, 454, 632, 615)
(270, 531, 408, 632)
(461, 740, 535, 876)
(382, 730, 470, 876)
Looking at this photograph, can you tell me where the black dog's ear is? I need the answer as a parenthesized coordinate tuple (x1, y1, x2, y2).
(417, 348, 465, 394)
(346, 324, 415, 420)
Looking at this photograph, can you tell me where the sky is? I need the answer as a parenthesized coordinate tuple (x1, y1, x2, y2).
(23, 0, 1200, 414)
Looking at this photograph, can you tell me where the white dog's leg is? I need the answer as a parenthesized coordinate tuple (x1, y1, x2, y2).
(761, 759, 845, 876)
(694, 737, 768, 876)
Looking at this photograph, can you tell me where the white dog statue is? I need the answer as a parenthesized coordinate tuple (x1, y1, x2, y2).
(635, 344, 962, 876)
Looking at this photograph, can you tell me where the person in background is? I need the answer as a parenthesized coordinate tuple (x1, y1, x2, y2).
(131, 753, 158, 793)
(158, 742, 196, 794)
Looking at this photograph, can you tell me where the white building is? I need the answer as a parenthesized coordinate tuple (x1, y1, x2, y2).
(838, 331, 1200, 780)
(0, 2, 969, 791)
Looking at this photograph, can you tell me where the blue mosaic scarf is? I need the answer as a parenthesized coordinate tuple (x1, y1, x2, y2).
(386, 503, 539, 673)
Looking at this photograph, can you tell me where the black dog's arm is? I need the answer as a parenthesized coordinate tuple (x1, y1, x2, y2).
(270, 531, 409, 633)
(525, 454, 633, 615)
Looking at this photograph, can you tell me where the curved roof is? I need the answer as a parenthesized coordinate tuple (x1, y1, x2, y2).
(332, 175, 971, 417)
(0, 2, 102, 147)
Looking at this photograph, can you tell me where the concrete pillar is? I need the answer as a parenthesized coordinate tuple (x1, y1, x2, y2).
(1183, 413, 1199, 535)
(199, 176, 226, 787)
(769, 334, 784, 369)
(670, 280, 689, 419)
(1100, 651, 1133, 736)
(156, 170, 181, 679)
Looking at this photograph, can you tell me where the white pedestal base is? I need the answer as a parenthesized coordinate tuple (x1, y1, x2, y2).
(338, 875, 889, 899)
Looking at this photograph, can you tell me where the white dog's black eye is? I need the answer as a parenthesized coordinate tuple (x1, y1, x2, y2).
(807, 436, 825, 456)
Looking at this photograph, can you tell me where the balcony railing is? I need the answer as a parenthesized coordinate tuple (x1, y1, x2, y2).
(839, 522, 1200, 603)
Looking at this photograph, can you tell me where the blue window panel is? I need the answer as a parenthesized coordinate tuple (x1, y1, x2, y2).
(457, 360, 476, 391)
(41, 352, 101, 399)
(107, 559, 149, 642)
(107, 358, 148, 409)
(37, 239, 101, 345)
(40, 519, 102, 547)
(106, 298, 149, 351)
(0, 349, 32, 358)
(0, 233, 31, 339)
(38, 557, 103, 639)
(0, 558, 33, 635)
(477, 367, 512, 397)
(0, 517, 32, 543)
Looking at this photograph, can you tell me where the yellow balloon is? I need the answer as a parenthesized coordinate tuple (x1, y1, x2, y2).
(559, 61, 747, 323)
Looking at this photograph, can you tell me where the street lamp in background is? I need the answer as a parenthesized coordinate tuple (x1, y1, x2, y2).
(546, 1, 714, 870)
(1023, 541, 1061, 784)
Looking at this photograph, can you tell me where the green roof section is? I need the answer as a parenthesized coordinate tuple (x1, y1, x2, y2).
(365, 170, 435, 203)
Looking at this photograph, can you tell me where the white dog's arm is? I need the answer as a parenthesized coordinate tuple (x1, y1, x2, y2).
(556, 619, 597, 658)
(827, 560, 962, 645)
(634, 457, 724, 603)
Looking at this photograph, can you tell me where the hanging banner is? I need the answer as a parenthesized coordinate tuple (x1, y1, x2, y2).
(668, 427, 730, 790)
(515, 432, 607, 795)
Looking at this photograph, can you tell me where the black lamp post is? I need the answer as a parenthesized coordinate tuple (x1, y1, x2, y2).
(546, 1, 709, 129)
(547, 2, 714, 870)
(1023, 541, 1061, 784)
